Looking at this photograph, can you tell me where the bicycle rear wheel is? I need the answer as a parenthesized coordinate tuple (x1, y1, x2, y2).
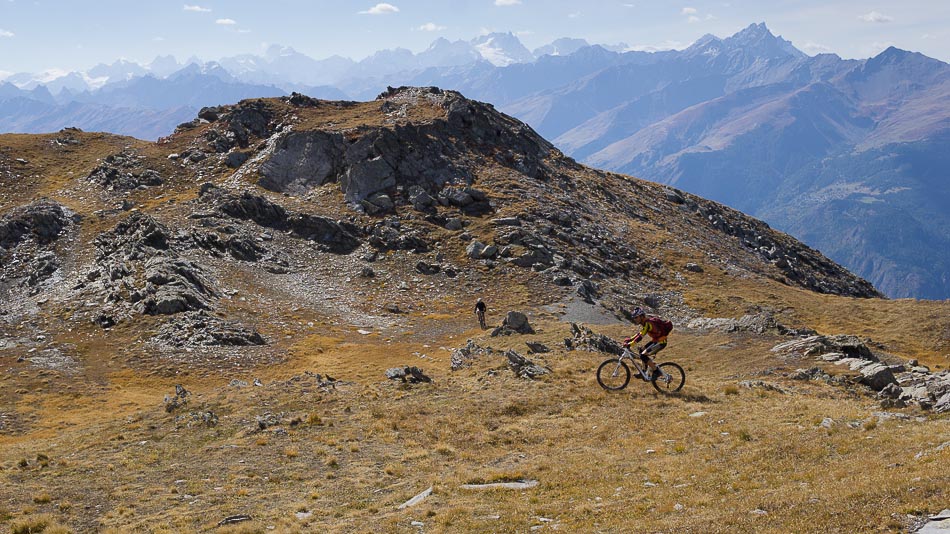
(651, 362, 685, 393)
(597, 359, 631, 391)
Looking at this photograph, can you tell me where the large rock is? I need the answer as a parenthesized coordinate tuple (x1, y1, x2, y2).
(856, 362, 898, 391)
(506, 350, 550, 379)
(1, 201, 77, 249)
(491, 311, 534, 336)
(564, 323, 622, 353)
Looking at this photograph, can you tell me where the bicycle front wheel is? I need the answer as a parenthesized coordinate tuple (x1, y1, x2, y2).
(651, 362, 685, 393)
(597, 359, 631, 391)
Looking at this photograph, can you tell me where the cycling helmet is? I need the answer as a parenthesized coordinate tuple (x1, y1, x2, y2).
(631, 306, 645, 319)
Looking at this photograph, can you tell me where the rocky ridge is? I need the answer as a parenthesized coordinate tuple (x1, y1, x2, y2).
(1, 87, 883, 360)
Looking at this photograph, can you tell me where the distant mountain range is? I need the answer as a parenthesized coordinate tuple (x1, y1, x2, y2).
(2, 24, 948, 299)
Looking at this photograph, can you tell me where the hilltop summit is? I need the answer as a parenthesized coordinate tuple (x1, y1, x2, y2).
(1, 86, 880, 356)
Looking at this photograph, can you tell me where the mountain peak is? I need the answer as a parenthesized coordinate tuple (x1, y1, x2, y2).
(533, 37, 590, 57)
(471, 32, 533, 66)
(722, 22, 805, 59)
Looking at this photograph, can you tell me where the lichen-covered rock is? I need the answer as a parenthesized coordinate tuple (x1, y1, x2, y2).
(86, 150, 163, 190)
(1, 201, 77, 249)
(152, 311, 265, 347)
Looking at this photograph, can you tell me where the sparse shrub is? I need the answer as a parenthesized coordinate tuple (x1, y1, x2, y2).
(738, 430, 753, 442)
(435, 444, 456, 457)
(284, 447, 299, 458)
(33, 492, 52, 504)
(501, 403, 528, 417)
(307, 413, 323, 426)
(384, 463, 404, 476)
(11, 513, 71, 534)
(324, 456, 339, 468)
(724, 385, 739, 395)
(863, 419, 878, 431)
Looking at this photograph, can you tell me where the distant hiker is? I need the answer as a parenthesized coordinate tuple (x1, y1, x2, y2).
(623, 307, 673, 379)
(474, 298, 487, 329)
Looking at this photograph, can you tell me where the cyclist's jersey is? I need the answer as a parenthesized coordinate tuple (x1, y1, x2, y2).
(636, 318, 669, 343)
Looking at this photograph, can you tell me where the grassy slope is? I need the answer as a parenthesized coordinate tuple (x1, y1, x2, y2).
(1, 103, 948, 533)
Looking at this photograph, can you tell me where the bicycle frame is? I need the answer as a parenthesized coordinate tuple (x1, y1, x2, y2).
(620, 347, 667, 380)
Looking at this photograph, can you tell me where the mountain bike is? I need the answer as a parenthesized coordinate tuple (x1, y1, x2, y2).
(475, 307, 486, 329)
(597, 345, 685, 393)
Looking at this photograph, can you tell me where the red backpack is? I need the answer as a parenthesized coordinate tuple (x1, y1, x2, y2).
(646, 316, 673, 337)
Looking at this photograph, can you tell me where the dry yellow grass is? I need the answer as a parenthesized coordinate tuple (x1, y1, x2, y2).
(1, 319, 947, 533)
(2, 95, 947, 533)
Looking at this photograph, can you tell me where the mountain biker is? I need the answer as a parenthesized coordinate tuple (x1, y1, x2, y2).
(474, 298, 487, 329)
(623, 307, 673, 379)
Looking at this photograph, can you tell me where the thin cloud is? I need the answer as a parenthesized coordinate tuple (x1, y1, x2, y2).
(359, 3, 399, 15)
(801, 41, 833, 55)
(629, 40, 687, 52)
(859, 11, 893, 23)
(495, 0, 522, 6)
(681, 6, 709, 23)
(215, 18, 237, 25)
(183, 4, 211, 12)
(417, 22, 446, 31)
(0, 29, 14, 38)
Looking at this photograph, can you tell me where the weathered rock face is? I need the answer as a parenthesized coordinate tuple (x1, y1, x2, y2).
(86, 150, 163, 191)
(152, 311, 265, 347)
(258, 87, 553, 210)
(0, 201, 78, 294)
(92, 212, 217, 317)
(506, 349, 550, 379)
(0, 201, 77, 250)
(564, 323, 623, 354)
(197, 184, 363, 254)
(201, 100, 276, 153)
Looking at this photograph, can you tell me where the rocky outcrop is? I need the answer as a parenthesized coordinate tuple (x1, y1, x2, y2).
(687, 312, 816, 336)
(197, 184, 362, 254)
(491, 311, 534, 336)
(0, 201, 77, 250)
(92, 212, 218, 317)
(385, 366, 432, 383)
(152, 311, 265, 347)
(505, 350, 550, 379)
(258, 87, 550, 211)
(86, 150, 163, 191)
(564, 323, 622, 354)
(775, 335, 949, 411)
(451, 340, 494, 370)
(201, 100, 276, 153)
(1, 201, 78, 295)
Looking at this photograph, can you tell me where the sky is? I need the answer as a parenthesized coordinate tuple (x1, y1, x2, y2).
(1, 0, 948, 75)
